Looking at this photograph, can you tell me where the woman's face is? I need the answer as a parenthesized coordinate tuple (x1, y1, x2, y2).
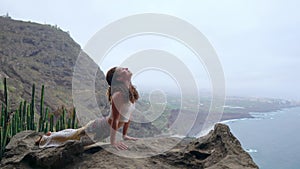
(115, 67, 132, 82)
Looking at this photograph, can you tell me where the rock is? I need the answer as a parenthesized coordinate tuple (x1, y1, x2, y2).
(156, 123, 258, 169)
(0, 123, 258, 168)
(1, 131, 39, 165)
(1, 130, 84, 169)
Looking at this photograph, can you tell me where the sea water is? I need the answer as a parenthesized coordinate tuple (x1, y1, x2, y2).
(223, 107, 300, 169)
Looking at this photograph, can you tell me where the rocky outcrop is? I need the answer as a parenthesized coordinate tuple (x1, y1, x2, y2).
(0, 130, 88, 169)
(0, 123, 258, 169)
(156, 123, 258, 169)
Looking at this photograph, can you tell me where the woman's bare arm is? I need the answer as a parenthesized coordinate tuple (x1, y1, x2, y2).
(122, 120, 130, 137)
(110, 92, 128, 150)
(122, 120, 138, 141)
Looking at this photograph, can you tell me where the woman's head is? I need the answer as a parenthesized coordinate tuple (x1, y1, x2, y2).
(106, 67, 132, 86)
(106, 67, 139, 103)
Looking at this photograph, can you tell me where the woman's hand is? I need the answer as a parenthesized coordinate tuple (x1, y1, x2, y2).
(123, 135, 138, 141)
(112, 142, 128, 150)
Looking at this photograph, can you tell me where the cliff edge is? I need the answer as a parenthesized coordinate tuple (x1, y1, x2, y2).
(0, 123, 258, 169)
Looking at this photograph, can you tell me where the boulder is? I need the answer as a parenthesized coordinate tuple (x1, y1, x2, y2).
(1, 130, 84, 169)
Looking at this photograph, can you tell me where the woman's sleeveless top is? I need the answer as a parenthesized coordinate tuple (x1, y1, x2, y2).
(109, 102, 135, 122)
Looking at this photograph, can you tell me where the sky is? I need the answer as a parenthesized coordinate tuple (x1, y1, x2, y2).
(1, 0, 300, 101)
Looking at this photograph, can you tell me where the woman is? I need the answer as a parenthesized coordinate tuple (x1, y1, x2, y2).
(36, 67, 139, 150)
(105, 66, 139, 150)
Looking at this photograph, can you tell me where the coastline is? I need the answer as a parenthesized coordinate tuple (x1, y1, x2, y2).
(222, 106, 300, 169)
(220, 105, 300, 123)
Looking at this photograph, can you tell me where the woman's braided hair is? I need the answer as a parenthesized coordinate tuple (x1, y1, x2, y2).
(106, 67, 139, 104)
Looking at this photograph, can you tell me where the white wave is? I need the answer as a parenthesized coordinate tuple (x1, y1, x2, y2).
(170, 134, 186, 139)
(249, 111, 280, 120)
(245, 148, 258, 153)
(220, 118, 252, 124)
(223, 105, 245, 109)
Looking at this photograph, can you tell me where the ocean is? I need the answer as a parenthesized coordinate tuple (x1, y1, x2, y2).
(223, 107, 300, 169)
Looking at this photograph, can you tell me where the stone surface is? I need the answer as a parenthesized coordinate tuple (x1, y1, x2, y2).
(1, 130, 84, 169)
(155, 123, 258, 169)
(1, 123, 258, 169)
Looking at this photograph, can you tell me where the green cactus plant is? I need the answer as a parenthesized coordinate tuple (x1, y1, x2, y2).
(38, 85, 44, 132)
(67, 118, 71, 128)
(26, 105, 30, 130)
(18, 102, 23, 131)
(22, 101, 27, 130)
(44, 121, 49, 133)
(71, 108, 76, 129)
(0, 78, 80, 160)
(1, 122, 9, 157)
(4, 78, 8, 126)
(1, 78, 9, 160)
(44, 108, 49, 123)
(50, 114, 54, 132)
(30, 84, 35, 130)
(1, 103, 4, 128)
(0, 130, 2, 151)
(60, 114, 63, 130)
(62, 108, 66, 130)
(55, 119, 60, 132)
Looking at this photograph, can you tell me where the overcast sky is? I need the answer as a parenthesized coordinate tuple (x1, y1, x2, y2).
(1, 0, 300, 100)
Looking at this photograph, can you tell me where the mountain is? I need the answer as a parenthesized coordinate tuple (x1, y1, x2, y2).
(0, 16, 108, 113)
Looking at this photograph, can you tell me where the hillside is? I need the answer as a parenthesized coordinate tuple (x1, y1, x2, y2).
(0, 16, 108, 113)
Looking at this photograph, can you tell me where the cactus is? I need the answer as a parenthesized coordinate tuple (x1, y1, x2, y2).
(50, 114, 54, 132)
(1, 78, 9, 160)
(26, 105, 30, 130)
(15, 111, 18, 135)
(60, 114, 63, 130)
(17, 111, 21, 133)
(3, 78, 8, 142)
(55, 120, 60, 132)
(2, 122, 9, 155)
(18, 102, 23, 131)
(44, 108, 49, 125)
(38, 85, 44, 132)
(71, 108, 76, 129)
(57, 107, 67, 130)
(44, 121, 49, 133)
(1, 103, 4, 128)
(30, 84, 35, 130)
(38, 115, 43, 132)
(4, 78, 8, 125)
(0, 79, 80, 160)
(9, 120, 12, 140)
(11, 112, 15, 136)
(41, 107, 49, 132)
(67, 118, 71, 128)
(0, 126, 3, 159)
(22, 101, 27, 130)
(62, 108, 66, 129)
